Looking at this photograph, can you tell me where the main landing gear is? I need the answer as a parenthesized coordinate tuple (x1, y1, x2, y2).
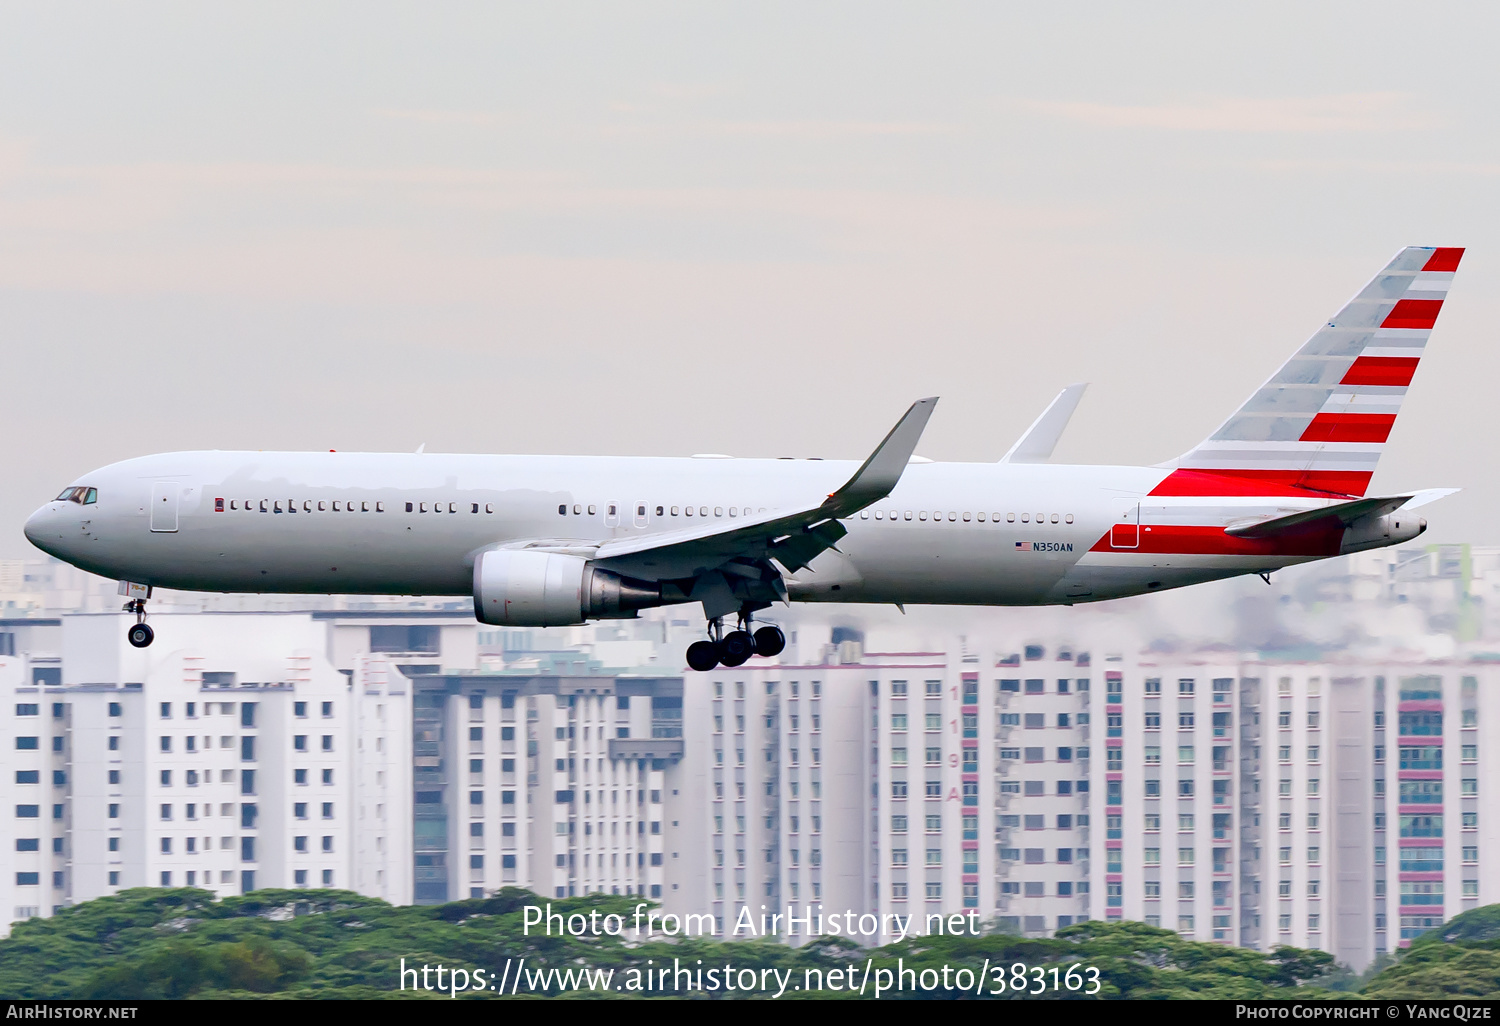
(686, 615, 785, 672)
(125, 597, 153, 649)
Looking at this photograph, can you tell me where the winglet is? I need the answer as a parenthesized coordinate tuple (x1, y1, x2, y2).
(824, 397, 938, 515)
(1000, 383, 1087, 463)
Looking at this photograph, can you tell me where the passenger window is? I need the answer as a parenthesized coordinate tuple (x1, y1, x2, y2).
(332, 501, 340, 511)
(405, 503, 413, 513)
(671, 506, 679, 516)
(1065, 514, 1074, 523)
(558, 504, 567, 515)
(713, 507, 722, 517)
(918, 512, 927, 521)
(1021, 513, 1029, 522)
(362, 502, 369, 512)
(948, 511, 956, 521)
(448, 503, 456, 513)
(655, 506, 663, 517)
(873, 511, 881, 519)
(685, 506, 694, 517)
(473, 503, 480, 514)
(303, 500, 311, 512)
(486, 504, 494, 514)
(587, 505, 596, 515)
(572, 504, 581, 515)
(318, 501, 325, 511)
(904, 511, 912, 520)
(376, 502, 384, 512)
(419, 502, 427, 513)
(1050, 514, 1059, 524)
(1007, 513, 1015, 522)
(229, 500, 237, 511)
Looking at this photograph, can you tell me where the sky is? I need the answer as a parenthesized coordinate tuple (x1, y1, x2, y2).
(2, 2, 1499, 558)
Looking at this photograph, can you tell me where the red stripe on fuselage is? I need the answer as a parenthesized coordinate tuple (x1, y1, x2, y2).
(1380, 299, 1442, 330)
(1089, 522, 1345, 558)
(1339, 356, 1419, 387)
(1422, 247, 1464, 272)
(1149, 469, 1368, 498)
(1299, 413, 1396, 443)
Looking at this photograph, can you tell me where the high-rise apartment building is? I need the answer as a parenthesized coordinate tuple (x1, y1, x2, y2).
(408, 673, 684, 903)
(0, 612, 413, 931)
(3, 594, 1499, 975)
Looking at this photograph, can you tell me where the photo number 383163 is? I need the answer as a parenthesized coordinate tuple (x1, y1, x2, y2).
(993, 962, 1102, 996)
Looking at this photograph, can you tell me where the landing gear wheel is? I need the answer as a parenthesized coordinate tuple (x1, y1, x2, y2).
(753, 625, 786, 658)
(128, 623, 154, 649)
(686, 640, 720, 672)
(718, 630, 755, 667)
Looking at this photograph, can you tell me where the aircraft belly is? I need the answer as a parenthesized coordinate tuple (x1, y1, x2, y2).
(94, 517, 474, 595)
(813, 525, 1081, 605)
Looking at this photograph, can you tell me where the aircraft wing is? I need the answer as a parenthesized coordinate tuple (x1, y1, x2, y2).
(1223, 489, 1456, 539)
(588, 397, 938, 582)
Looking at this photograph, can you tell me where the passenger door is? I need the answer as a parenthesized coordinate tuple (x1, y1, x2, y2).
(150, 482, 180, 533)
(1109, 503, 1139, 549)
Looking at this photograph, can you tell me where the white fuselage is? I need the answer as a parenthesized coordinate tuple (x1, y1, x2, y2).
(23, 449, 1359, 610)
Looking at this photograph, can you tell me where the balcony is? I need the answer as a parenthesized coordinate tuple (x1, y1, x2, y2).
(609, 738, 684, 762)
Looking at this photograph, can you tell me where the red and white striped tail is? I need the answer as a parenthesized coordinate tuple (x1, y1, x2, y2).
(1157, 246, 1463, 498)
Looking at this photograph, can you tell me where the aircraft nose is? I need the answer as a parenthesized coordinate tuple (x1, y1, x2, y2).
(23, 504, 64, 557)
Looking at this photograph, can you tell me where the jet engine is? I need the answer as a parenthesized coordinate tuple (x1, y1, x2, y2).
(1339, 512, 1426, 555)
(473, 549, 663, 626)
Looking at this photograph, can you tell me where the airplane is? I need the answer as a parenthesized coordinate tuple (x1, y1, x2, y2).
(24, 246, 1462, 672)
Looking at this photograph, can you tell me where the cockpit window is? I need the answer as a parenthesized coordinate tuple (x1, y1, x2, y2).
(55, 486, 95, 504)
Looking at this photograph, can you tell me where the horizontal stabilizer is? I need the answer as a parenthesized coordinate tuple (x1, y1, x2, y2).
(1000, 383, 1087, 463)
(1397, 487, 1461, 510)
(1225, 494, 1419, 539)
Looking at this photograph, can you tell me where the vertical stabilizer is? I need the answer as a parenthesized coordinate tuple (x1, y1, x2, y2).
(1158, 246, 1463, 497)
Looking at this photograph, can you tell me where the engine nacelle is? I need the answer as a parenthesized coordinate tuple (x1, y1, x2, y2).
(473, 549, 663, 626)
(1340, 512, 1426, 555)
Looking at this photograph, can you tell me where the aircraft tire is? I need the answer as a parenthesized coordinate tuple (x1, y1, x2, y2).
(686, 640, 719, 672)
(752, 625, 785, 657)
(718, 630, 755, 667)
(128, 623, 154, 649)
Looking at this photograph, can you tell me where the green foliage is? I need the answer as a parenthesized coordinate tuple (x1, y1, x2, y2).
(1361, 904, 1500, 999)
(0, 887, 1440, 1000)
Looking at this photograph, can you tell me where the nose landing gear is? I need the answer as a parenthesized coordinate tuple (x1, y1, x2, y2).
(122, 587, 154, 649)
(684, 614, 786, 672)
(128, 619, 154, 649)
